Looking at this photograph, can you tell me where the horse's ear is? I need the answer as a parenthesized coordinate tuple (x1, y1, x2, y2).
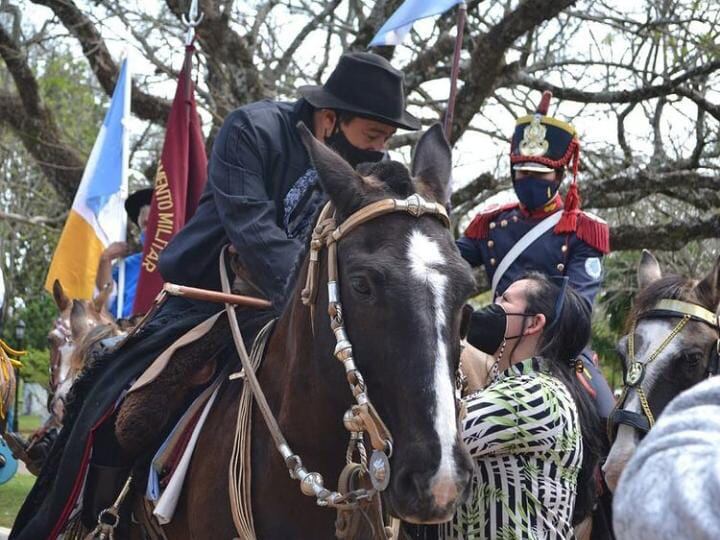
(637, 249, 662, 290)
(70, 300, 89, 341)
(297, 121, 364, 214)
(52, 279, 71, 312)
(411, 123, 452, 206)
(93, 283, 112, 315)
(695, 255, 720, 311)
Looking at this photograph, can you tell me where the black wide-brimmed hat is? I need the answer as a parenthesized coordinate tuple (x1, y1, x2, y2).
(298, 52, 420, 131)
(124, 188, 153, 226)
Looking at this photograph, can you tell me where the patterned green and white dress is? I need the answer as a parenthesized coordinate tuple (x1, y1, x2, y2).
(442, 360, 582, 540)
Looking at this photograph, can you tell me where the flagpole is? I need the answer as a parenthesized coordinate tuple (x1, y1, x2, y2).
(116, 260, 125, 318)
(443, 2, 467, 140)
(117, 55, 132, 319)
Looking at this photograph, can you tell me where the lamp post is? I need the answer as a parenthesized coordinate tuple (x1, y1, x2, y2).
(13, 319, 25, 432)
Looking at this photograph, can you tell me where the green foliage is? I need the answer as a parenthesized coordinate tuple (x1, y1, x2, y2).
(37, 51, 105, 155)
(17, 349, 51, 388)
(0, 47, 105, 336)
(1, 294, 57, 351)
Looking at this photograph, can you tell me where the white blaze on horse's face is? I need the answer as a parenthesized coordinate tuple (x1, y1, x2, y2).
(604, 319, 685, 492)
(407, 229, 460, 512)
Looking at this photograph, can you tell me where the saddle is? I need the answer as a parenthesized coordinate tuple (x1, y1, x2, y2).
(115, 250, 266, 458)
(79, 254, 271, 534)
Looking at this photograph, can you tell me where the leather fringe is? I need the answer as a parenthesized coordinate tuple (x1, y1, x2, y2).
(575, 212, 610, 254)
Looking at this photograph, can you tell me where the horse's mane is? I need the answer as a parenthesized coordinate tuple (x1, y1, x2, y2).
(69, 324, 119, 373)
(627, 274, 700, 330)
(281, 160, 416, 310)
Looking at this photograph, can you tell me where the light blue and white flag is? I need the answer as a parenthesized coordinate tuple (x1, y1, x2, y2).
(369, 0, 464, 47)
(45, 57, 131, 309)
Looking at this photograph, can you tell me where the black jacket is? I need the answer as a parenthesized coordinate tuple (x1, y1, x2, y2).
(160, 99, 321, 310)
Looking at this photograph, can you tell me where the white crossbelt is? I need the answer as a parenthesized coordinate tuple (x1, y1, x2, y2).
(490, 211, 563, 298)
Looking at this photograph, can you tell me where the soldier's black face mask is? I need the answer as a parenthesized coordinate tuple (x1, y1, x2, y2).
(467, 303, 531, 356)
(325, 122, 385, 168)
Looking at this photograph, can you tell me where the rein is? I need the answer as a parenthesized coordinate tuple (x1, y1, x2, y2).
(608, 299, 720, 441)
(225, 193, 452, 539)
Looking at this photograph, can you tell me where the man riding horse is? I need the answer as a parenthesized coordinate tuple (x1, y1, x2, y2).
(11, 52, 425, 539)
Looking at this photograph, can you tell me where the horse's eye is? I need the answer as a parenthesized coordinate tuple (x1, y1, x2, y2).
(683, 352, 701, 367)
(350, 276, 372, 297)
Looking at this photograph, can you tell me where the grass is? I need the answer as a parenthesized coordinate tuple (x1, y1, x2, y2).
(18, 414, 43, 436)
(0, 414, 44, 529)
(0, 474, 35, 528)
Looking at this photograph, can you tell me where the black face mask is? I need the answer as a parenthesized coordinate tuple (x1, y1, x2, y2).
(325, 124, 385, 168)
(466, 303, 532, 356)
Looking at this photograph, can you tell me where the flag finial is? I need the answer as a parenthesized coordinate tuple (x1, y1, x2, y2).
(536, 90, 552, 115)
(183, 0, 204, 46)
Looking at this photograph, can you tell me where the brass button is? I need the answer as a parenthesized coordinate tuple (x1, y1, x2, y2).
(512, 216, 519, 223)
(489, 222, 496, 229)
(487, 240, 495, 248)
(490, 258, 497, 266)
(557, 263, 565, 272)
(561, 245, 568, 253)
(500, 219, 508, 227)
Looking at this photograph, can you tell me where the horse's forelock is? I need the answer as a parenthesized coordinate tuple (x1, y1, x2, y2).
(356, 160, 415, 200)
(628, 275, 698, 330)
(281, 164, 420, 311)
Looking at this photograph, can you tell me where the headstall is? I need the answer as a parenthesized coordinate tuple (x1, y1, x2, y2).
(224, 193, 458, 537)
(608, 298, 720, 441)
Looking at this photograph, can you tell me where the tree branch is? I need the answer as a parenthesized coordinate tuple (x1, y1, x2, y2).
(31, 0, 171, 124)
(509, 66, 720, 121)
(611, 215, 720, 251)
(0, 209, 66, 228)
(450, 0, 577, 144)
(583, 169, 720, 209)
(0, 25, 83, 205)
(165, 0, 264, 118)
(270, 0, 342, 82)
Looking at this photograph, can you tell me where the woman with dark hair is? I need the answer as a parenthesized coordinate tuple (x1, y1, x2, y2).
(442, 271, 601, 539)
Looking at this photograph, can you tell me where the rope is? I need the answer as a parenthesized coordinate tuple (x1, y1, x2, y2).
(228, 319, 275, 540)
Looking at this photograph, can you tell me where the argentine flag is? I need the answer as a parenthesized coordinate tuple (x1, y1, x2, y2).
(45, 58, 131, 300)
(369, 0, 464, 47)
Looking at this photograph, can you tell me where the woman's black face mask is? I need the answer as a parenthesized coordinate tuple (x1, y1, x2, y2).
(325, 123, 385, 168)
(466, 303, 532, 356)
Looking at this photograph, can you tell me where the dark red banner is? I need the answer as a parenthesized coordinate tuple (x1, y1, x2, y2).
(132, 46, 207, 314)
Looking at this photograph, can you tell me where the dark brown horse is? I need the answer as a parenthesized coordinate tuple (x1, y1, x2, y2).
(604, 250, 720, 490)
(152, 126, 476, 539)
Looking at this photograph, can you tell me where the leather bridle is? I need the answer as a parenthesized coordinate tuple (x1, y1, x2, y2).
(608, 299, 720, 441)
(224, 193, 459, 537)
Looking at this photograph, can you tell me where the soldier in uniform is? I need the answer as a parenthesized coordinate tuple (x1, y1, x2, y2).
(458, 91, 614, 419)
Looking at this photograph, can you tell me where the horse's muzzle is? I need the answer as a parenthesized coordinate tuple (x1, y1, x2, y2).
(386, 445, 472, 523)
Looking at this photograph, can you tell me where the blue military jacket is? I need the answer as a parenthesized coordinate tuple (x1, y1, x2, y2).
(457, 200, 608, 308)
(160, 99, 325, 311)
